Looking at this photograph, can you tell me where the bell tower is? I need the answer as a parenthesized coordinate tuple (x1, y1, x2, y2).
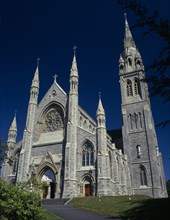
(119, 15, 167, 198)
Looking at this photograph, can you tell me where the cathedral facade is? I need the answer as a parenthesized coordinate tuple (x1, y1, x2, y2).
(1, 18, 167, 198)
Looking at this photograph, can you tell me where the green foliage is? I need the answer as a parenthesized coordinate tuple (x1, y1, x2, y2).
(0, 179, 44, 220)
(16, 176, 48, 194)
(41, 210, 63, 220)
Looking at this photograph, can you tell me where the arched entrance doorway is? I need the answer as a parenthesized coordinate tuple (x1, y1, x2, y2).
(82, 175, 93, 196)
(41, 168, 56, 199)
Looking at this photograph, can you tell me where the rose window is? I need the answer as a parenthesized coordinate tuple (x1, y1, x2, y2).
(45, 109, 63, 131)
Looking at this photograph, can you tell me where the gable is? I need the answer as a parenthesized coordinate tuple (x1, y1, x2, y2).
(32, 82, 67, 144)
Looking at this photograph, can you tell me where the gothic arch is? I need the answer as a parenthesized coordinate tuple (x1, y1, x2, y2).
(80, 173, 95, 196)
(81, 140, 95, 167)
(36, 162, 58, 199)
(12, 149, 20, 174)
(37, 102, 65, 133)
(108, 151, 113, 179)
(116, 156, 119, 182)
(127, 57, 132, 67)
(134, 77, 141, 96)
(82, 173, 95, 183)
(139, 164, 147, 186)
(126, 79, 133, 97)
(36, 162, 58, 181)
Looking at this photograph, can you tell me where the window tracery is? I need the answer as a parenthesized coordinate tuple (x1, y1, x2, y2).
(126, 79, 133, 96)
(82, 141, 94, 166)
(45, 109, 64, 131)
(139, 165, 147, 186)
(129, 112, 143, 130)
(134, 78, 141, 96)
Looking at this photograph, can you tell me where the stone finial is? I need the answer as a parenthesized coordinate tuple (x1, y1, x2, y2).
(97, 93, 105, 115)
(31, 60, 40, 88)
(70, 46, 78, 77)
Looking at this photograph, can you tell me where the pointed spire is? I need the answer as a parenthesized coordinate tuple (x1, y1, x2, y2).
(31, 58, 40, 88)
(97, 92, 105, 115)
(124, 13, 136, 49)
(70, 46, 78, 77)
(9, 113, 17, 132)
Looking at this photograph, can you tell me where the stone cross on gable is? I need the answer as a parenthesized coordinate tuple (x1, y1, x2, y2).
(53, 74, 58, 83)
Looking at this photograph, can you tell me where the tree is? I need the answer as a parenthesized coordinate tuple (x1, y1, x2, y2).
(117, 0, 170, 127)
(0, 179, 44, 220)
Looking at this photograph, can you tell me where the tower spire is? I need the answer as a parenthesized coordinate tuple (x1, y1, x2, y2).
(7, 113, 17, 148)
(31, 59, 40, 89)
(124, 14, 136, 49)
(70, 46, 78, 77)
(9, 113, 17, 132)
(97, 92, 105, 116)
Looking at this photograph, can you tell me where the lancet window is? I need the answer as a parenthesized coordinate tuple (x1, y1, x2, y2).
(126, 79, 133, 96)
(82, 141, 94, 166)
(134, 78, 141, 96)
(139, 165, 147, 186)
(109, 151, 113, 179)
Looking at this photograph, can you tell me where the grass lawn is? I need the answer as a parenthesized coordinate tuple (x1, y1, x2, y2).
(41, 209, 63, 220)
(69, 195, 170, 220)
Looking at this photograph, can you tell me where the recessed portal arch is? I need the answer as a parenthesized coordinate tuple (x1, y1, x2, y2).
(37, 166, 57, 199)
(81, 174, 94, 196)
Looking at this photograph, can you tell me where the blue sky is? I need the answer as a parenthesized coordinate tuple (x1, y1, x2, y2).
(0, 0, 170, 180)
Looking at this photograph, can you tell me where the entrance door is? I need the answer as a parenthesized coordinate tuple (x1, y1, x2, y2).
(85, 184, 92, 196)
(41, 168, 56, 199)
(50, 182, 56, 198)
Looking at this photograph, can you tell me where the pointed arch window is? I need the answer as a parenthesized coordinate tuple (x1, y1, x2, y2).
(41, 104, 64, 133)
(139, 165, 147, 186)
(128, 57, 132, 67)
(82, 141, 94, 166)
(126, 79, 133, 96)
(134, 78, 141, 96)
(109, 151, 113, 179)
(13, 150, 20, 174)
(115, 156, 119, 182)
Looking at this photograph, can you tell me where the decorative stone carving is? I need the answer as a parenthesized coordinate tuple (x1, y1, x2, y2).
(45, 109, 63, 131)
(52, 90, 57, 97)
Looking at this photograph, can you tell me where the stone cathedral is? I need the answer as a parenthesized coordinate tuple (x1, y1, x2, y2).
(1, 17, 167, 199)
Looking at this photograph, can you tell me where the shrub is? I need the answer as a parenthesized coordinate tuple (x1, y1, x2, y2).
(0, 179, 44, 220)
